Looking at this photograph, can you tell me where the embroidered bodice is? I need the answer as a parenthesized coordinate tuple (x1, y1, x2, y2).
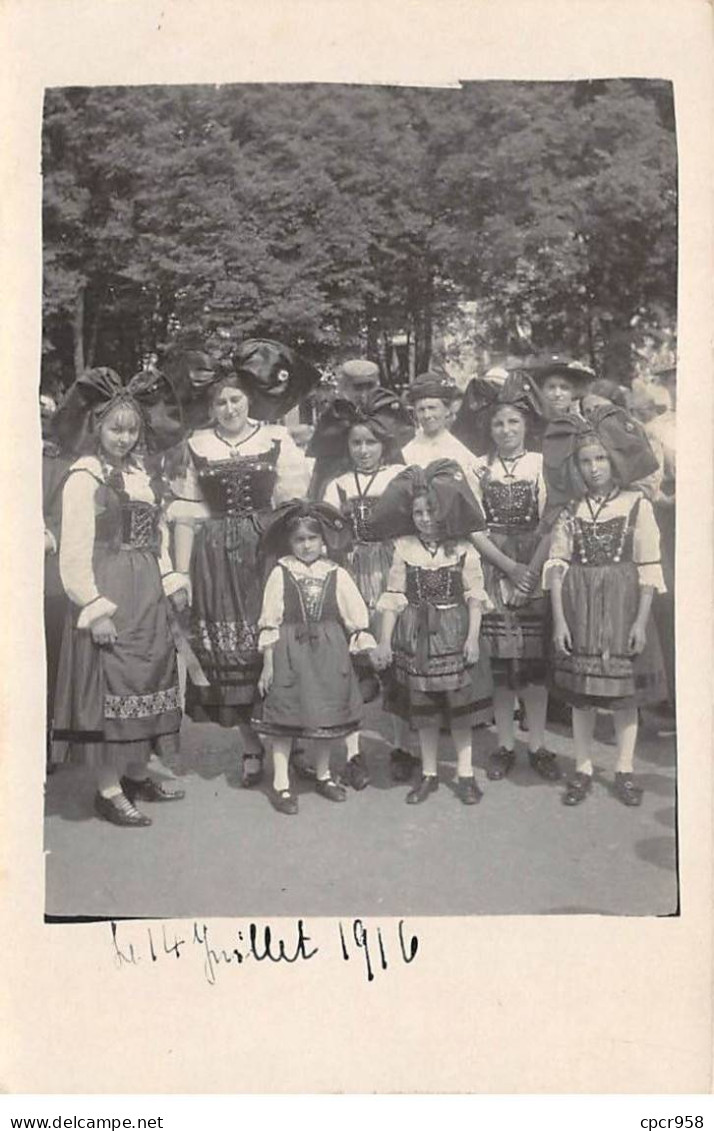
(192, 442, 279, 517)
(282, 565, 339, 624)
(571, 514, 635, 566)
(482, 479, 539, 530)
(405, 560, 465, 607)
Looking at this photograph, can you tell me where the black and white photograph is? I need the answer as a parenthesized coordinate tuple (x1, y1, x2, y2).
(40, 78, 679, 921)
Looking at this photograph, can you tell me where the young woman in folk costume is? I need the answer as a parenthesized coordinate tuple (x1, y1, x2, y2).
(542, 405, 668, 807)
(371, 460, 493, 806)
(455, 372, 561, 782)
(252, 502, 377, 815)
(167, 346, 312, 788)
(311, 387, 414, 789)
(51, 368, 190, 827)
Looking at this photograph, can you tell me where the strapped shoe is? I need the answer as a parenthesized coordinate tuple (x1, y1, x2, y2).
(121, 776, 185, 803)
(562, 772, 593, 807)
(315, 777, 347, 802)
(94, 791, 152, 828)
(390, 747, 417, 783)
(486, 747, 516, 781)
(455, 776, 483, 806)
(527, 748, 562, 781)
(613, 772, 643, 807)
(271, 788, 299, 815)
(406, 774, 439, 805)
(341, 753, 371, 791)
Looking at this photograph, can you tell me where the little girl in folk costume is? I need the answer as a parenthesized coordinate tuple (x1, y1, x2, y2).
(252, 502, 377, 815)
(51, 368, 190, 827)
(314, 387, 414, 789)
(454, 372, 560, 783)
(542, 405, 667, 807)
(371, 460, 493, 806)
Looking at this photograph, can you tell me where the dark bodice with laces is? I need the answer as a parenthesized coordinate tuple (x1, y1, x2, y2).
(192, 441, 279, 517)
(571, 515, 635, 567)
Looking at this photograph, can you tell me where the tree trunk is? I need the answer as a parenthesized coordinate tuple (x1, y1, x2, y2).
(86, 302, 101, 368)
(72, 285, 86, 377)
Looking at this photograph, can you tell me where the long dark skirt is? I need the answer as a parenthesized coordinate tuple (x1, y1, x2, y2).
(53, 547, 181, 768)
(550, 561, 667, 710)
(187, 514, 267, 727)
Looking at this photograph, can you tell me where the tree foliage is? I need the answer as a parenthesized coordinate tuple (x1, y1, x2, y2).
(42, 79, 676, 389)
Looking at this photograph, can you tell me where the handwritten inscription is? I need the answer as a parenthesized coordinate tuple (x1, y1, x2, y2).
(110, 919, 419, 985)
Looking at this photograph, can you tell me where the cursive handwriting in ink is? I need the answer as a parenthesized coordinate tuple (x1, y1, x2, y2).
(249, 919, 318, 964)
(339, 919, 420, 982)
(193, 922, 245, 987)
(110, 921, 140, 969)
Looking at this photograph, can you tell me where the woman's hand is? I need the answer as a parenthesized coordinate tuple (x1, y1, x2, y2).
(627, 620, 648, 655)
(44, 529, 56, 554)
(258, 657, 274, 698)
(170, 589, 189, 614)
(553, 616, 572, 654)
(463, 637, 480, 666)
(371, 643, 393, 671)
(91, 615, 118, 647)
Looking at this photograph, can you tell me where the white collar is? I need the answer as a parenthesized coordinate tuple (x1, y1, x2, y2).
(279, 555, 337, 578)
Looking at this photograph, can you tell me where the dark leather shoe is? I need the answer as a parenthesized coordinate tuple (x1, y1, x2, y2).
(562, 771, 593, 806)
(406, 774, 439, 805)
(341, 753, 370, 791)
(528, 749, 561, 781)
(94, 791, 152, 827)
(390, 747, 417, 783)
(315, 777, 347, 802)
(613, 772, 643, 807)
(456, 776, 483, 805)
(121, 776, 185, 803)
(486, 747, 516, 781)
(271, 788, 299, 815)
(241, 753, 264, 788)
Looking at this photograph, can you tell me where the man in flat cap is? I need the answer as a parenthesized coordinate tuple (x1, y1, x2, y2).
(338, 359, 382, 407)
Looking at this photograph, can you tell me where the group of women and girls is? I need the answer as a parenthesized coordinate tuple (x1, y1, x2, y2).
(44, 340, 672, 825)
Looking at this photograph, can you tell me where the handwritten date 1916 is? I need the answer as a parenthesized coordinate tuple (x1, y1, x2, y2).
(110, 919, 419, 986)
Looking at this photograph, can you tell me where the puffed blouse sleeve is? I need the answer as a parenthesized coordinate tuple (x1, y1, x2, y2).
(156, 509, 191, 601)
(535, 456, 547, 519)
(633, 497, 666, 592)
(59, 468, 118, 630)
(335, 567, 378, 652)
(541, 507, 574, 589)
(273, 429, 311, 505)
(165, 442, 210, 527)
(322, 478, 341, 509)
(257, 566, 285, 650)
(461, 543, 492, 610)
(376, 541, 408, 615)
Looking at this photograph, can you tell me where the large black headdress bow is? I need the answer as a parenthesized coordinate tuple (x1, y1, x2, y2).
(370, 459, 486, 539)
(543, 404, 659, 504)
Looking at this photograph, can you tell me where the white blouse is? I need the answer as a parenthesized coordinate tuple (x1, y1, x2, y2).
(257, 556, 377, 653)
(59, 456, 188, 630)
(377, 536, 493, 616)
(167, 422, 310, 526)
(323, 465, 404, 510)
(542, 489, 666, 593)
(472, 450, 547, 519)
(401, 430, 482, 498)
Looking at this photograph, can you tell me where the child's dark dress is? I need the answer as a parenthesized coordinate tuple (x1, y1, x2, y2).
(378, 536, 493, 729)
(252, 557, 376, 740)
(543, 489, 667, 708)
